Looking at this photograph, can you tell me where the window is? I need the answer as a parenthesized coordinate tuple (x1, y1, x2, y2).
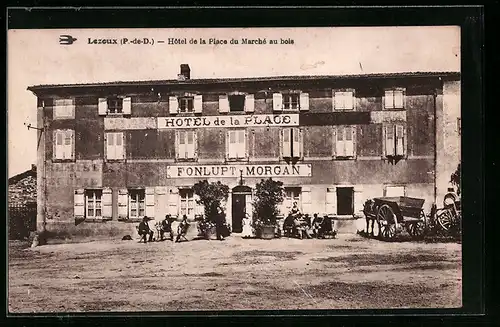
(85, 190, 102, 219)
(179, 189, 195, 219)
(129, 189, 145, 219)
(54, 98, 75, 119)
(283, 93, 300, 110)
(177, 130, 197, 160)
(53, 129, 74, 160)
(106, 132, 125, 160)
(384, 124, 406, 156)
(384, 89, 405, 109)
(335, 126, 355, 158)
(384, 185, 406, 197)
(227, 129, 246, 160)
(333, 91, 354, 110)
(107, 98, 123, 114)
(229, 95, 245, 112)
(282, 127, 302, 158)
(178, 97, 194, 113)
(284, 187, 301, 213)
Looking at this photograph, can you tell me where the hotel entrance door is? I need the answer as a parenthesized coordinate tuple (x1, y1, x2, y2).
(231, 186, 252, 233)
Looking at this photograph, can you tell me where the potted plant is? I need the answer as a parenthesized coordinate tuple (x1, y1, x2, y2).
(252, 178, 284, 239)
(193, 180, 229, 240)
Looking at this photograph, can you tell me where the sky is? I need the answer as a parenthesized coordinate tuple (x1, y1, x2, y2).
(7, 26, 460, 177)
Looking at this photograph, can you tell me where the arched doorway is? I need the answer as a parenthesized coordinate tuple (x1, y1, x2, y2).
(231, 185, 252, 233)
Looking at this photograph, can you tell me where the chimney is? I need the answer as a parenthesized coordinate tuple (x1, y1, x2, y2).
(180, 64, 190, 80)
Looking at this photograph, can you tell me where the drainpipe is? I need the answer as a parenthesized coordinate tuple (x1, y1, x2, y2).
(433, 85, 438, 205)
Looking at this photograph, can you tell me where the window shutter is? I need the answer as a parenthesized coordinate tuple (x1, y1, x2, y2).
(300, 92, 309, 111)
(102, 188, 113, 220)
(74, 189, 85, 219)
(186, 131, 195, 159)
(384, 90, 394, 109)
(145, 187, 155, 219)
(244, 129, 249, 159)
(394, 90, 404, 109)
(352, 126, 357, 158)
(225, 130, 230, 161)
(169, 96, 178, 114)
(70, 130, 75, 160)
(402, 125, 407, 156)
(194, 94, 203, 113)
(385, 125, 395, 156)
(244, 94, 255, 113)
(336, 127, 345, 157)
(332, 128, 337, 158)
(353, 185, 364, 217)
(282, 128, 291, 158)
(345, 92, 355, 110)
(115, 132, 125, 160)
(219, 95, 229, 113)
(334, 92, 343, 110)
(118, 189, 128, 219)
(396, 125, 404, 156)
(98, 98, 108, 115)
(279, 128, 283, 160)
(168, 187, 179, 217)
(325, 187, 336, 215)
(106, 132, 114, 160)
(193, 130, 199, 159)
(273, 93, 283, 111)
(175, 130, 181, 160)
(344, 126, 353, 157)
(292, 128, 301, 158)
(53, 130, 59, 160)
(301, 186, 312, 214)
(122, 97, 132, 115)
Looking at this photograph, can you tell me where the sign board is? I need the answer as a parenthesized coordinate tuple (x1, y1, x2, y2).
(166, 164, 311, 178)
(158, 114, 299, 129)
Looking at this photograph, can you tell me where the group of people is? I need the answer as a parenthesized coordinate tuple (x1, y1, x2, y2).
(283, 202, 336, 239)
(137, 214, 190, 243)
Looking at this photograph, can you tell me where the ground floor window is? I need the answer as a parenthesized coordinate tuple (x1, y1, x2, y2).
(336, 186, 354, 215)
(85, 189, 102, 218)
(284, 187, 301, 213)
(179, 188, 195, 219)
(384, 185, 406, 197)
(129, 189, 145, 219)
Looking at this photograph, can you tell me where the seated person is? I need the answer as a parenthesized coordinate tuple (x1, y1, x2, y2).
(283, 213, 295, 237)
(311, 213, 322, 238)
(290, 202, 301, 218)
(159, 214, 174, 241)
(175, 214, 190, 242)
(293, 215, 306, 239)
(138, 216, 154, 243)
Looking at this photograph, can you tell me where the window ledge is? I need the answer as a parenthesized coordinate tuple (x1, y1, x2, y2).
(176, 158, 198, 163)
(52, 159, 75, 163)
(333, 156, 356, 161)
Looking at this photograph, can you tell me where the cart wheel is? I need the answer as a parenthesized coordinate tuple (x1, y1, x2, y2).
(377, 204, 397, 240)
(407, 221, 426, 239)
(437, 209, 454, 231)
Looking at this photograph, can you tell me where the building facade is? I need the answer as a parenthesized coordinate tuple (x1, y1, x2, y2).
(28, 65, 460, 234)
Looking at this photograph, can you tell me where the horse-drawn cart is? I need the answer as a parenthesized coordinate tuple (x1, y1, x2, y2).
(363, 196, 427, 240)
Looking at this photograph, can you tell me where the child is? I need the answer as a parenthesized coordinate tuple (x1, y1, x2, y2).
(241, 214, 253, 238)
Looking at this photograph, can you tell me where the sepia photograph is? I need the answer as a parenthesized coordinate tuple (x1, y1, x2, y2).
(8, 25, 462, 312)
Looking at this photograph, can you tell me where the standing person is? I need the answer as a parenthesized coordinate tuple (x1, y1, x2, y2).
(241, 214, 253, 239)
(138, 216, 154, 243)
(215, 206, 226, 241)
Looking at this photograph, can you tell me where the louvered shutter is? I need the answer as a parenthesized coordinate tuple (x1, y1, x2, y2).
(282, 128, 291, 158)
(385, 125, 395, 156)
(115, 132, 125, 160)
(169, 96, 178, 114)
(145, 187, 155, 219)
(353, 185, 364, 217)
(118, 189, 128, 219)
(193, 130, 199, 159)
(384, 90, 394, 109)
(396, 125, 404, 156)
(106, 133, 114, 160)
(63, 130, 72, 160)
(244, 129, 249, 159)
(300, 92, 309, 111)
(187, 131, 195, 159)
(325, 187, 336, 215)
(74, 189, 85, 219)
(194, 94, 203, 114)
(292, 128, 301, 158)
(175, 130, 181, 160)
(345, 126, 354, 157)
(168, 188, 179, 217)
(225, 130, 230, 161)
(102, 188, 113, 220)
(394, 90, 404, 109)
(273, 93, 283, 111)
(301, 186, 312, 215)
(332, 128, 337, 158)
(244, 94, 255, 113)
(352, 126, 357, 158)
(70, 130, 75, 160)
(98, 98, 108, 115)
(53, 130, 61, 159)
(336, 127, 345, 157)
(122, 97, 132, 115)
(219, 95, 229, 113)
(345, 92, 354, 110)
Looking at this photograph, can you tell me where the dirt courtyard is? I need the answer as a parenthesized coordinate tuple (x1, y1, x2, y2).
(8, 234, 462, 312)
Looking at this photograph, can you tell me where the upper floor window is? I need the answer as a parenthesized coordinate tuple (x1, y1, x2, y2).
(384, 89, 405, 109)
(176, 130, 198, 160)
(281, 127, 303, 159)
(229, 95, 245, 112)
(219, 94, 254, 114)
(106, 132, 125, 160)
(179, 97, 194, 113)
(227, 129, 247, 160)
(54, 98, 75, 119)
(334, 126, 356, 158)
(170, 95, 202, 114)
(273, 92, 309, 112)
(98, 97, 131, 116)
(53, 129, 75, 160)
(384, 124, 406, 157)
(333, 91, 355, 111)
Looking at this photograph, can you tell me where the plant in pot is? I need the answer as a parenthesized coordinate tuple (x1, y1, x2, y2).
(252, 178, 284, 239)
(192, 180, 229, 240)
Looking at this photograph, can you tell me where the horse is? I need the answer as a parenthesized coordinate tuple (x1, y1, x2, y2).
(363, 199, 377, 236)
